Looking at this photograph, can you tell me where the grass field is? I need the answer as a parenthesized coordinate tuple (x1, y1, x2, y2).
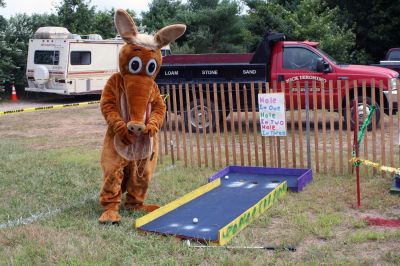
(0, 105, 400, 265)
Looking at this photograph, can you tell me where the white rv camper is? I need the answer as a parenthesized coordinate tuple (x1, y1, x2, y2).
(25, 27, 171, 95)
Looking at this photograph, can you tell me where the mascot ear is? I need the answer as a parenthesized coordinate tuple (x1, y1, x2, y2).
(114, 9, 138, 43)
(154, 24, 186, 48)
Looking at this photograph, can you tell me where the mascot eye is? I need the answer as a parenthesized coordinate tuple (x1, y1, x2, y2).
(128, 56, 142, 74)
(146, 59, 158, 76)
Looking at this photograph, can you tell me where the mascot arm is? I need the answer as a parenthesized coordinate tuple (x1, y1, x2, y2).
(144, 84, 166, 136)
(100, 75, 132, 145)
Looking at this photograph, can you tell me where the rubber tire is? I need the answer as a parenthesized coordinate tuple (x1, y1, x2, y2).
(184, 99, 219, 133)
(344, 96, 381, 131)
(34, 65, 49, 85)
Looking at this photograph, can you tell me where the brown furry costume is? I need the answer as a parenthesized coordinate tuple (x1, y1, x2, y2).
(98, 9, 186, 223)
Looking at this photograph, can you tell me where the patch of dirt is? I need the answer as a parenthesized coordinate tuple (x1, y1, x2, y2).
(0, 104, 106, 149)
(353, 241, 400, 264)
(295, 236, 330, 255)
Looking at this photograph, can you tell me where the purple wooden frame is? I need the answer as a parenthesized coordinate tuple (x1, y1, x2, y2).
(208, 166, 313, 192)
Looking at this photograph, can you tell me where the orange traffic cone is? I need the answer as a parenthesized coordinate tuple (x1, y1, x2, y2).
(11, 83, 18, 102)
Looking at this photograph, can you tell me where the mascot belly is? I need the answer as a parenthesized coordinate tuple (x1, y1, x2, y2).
(98, 9, 186, 224)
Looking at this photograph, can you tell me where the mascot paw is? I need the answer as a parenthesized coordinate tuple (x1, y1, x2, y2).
(98, 210, 121, 224)
(126, 203, 160, 213)
(143, 124, 158, 137)
(114, 121, 133, 145)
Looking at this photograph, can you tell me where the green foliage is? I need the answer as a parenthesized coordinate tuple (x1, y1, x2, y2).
(0, 17, 13, 83)
(244, 0, 362, 63)
(325, 0, 400, 62)
(169, 42, 195, 54)
(284, 0, 357, 63)
(29, 13, 61, 29)
(141, 0, 247, 53)
(56, 0, 96, 34)
(0, 14, 29, 86)
(141, 0, 185, 34)
(184, 0, 247, 53)
(244, 0, 292, 51)
(91, 8, 138, 39)
(92, 9, 117, 39)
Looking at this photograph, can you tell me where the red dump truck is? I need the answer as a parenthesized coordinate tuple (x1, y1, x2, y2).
(156, 32, 399, 132)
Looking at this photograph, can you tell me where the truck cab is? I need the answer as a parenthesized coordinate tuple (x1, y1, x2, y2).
(271, 40, 399, 128)
(272, 40, 398, 105)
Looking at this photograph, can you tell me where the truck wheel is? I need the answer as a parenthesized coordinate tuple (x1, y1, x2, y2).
(344, 96, 380, 131)
(184, 99, 218, 133)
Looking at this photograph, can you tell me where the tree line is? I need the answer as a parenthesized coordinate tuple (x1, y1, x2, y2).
(0, 0, 399, 91)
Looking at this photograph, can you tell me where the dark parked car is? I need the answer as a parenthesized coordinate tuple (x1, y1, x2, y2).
(373, 48, 400, 73)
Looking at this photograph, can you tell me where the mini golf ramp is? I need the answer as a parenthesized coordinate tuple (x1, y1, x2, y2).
(208, 166, 313, 192)
(135, 166, 312, 245)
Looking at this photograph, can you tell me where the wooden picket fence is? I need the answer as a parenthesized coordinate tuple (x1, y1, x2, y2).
(156, 80, 400, 176)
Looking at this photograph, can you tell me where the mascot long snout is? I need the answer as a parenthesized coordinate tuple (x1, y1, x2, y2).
(121, 75, 154, 136)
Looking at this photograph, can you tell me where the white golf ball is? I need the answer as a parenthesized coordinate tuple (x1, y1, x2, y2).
(192, 217, 199, 223)
(224, 175, 229, 179)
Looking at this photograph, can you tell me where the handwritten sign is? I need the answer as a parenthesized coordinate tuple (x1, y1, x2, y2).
(258, 93, 286, 136)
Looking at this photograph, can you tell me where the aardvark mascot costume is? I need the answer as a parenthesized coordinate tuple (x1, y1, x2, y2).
(98, 9, 186, 224)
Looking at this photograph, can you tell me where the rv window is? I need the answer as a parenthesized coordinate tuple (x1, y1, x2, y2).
(34, 50, 60, 65)
(71, 51, 91, 65)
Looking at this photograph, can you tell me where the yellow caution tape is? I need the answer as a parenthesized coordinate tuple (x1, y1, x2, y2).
(0, 101, 100, 116)
(1, 92, 169, 116)
(350, 157, 400, 175)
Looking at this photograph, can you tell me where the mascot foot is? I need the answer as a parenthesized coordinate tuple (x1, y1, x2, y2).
(125, 203, 160, 213)
(98, 210, 121, 224)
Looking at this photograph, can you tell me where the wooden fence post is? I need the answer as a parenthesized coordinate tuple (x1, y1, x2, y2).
(157, 79, 398, 174)
(250, 82, 259, 166)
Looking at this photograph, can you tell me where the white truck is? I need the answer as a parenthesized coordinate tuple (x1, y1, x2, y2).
(25, 27, 171, 95)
